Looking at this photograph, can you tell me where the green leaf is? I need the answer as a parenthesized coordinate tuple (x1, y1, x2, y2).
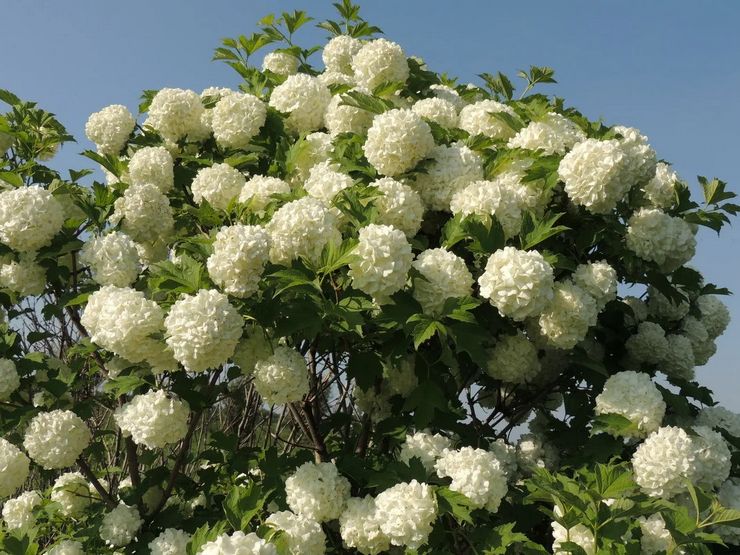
(347, 350, 383, 391)
(435, 486, 474, 524)
(339, 90, 391, 114)
(520, 212, 569, 250)
(408, 316, 446, 349)
(591, 413, 639, 438)
(187, 522, 229, 555)
(103, 374, 149, 396)
(223, 483, 268, 531)
(478, 72, 515, 101)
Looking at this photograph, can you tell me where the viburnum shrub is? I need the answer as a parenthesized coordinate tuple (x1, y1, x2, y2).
(1, 2, 740, 553)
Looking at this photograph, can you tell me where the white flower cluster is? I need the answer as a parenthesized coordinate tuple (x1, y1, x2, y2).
(110, 183, 174, 242)
(372, 177, 424, 237)
(451, 177, 524, 236)
(339, 496, 390, 555)
(290, 132, 333, 183)
(207, 224, 270, 298)
(487, 331, 541, 384)
(643, 162, 679, 209)
(164, 289, 243, 373)
(625, 322, 668, 364)
(626, 208, 696, 272)
(79, 231, 141, 287)
(399, 430, 453, 473)
(662, 334, 695, 380)
(145, 88, 208, 142)
(285, 461, 351, 523)
(323, 35, 362, 75)
(23, 409, 91, 469)
(349, 224, 413, 303)
(304, 160, 354, 204)
(374, 480, 438, 549)
(191, 163, 246, 210)
(266, 511, 326, 555)
(0, 438, 30, 498)
(198, 531, 276, 555)
(46, 540, 85, 555)
(239, 175, 291, 214)
(149, 528, 191, 555)
(435, 447, 509, 512)
(507, 112, 585, 155)
(638, 513, 677, 554)
(267, 196, 341, 265)
(571, 261, 617, 309)
(697, 294, 731, 339)
(430, 84, 465, 110)
(2, 490, 41, 530)
(383, 355, 418, 397)
(696, 405, 740, 437)
(516, 432, 559, 473)
(232, 325, 272, 375)
(0, 253, 46, 296)
(212, 92, 267, 150)
(325, 90, 375, 136)
(415, 142, 483, 211)
(594, 371, 666, 438)
(85, 104, 135, 155)
(552, 507, 595, 555)
(412, 97, 458, 129)
(632, 425, 730, 498)
(252, 346, 309, 405)
(269, 74, 331, 134)
(363, 109, 435, 177)
(351, 39, 409, 91)
(0, 358, 20, 400)
(612, 125, 657, 184)
(262, 51, 299, 75)
(412, 248, 473, 314)
(538, 281, 599, 349)
(51, 472, 91, 517)
(0, 185, 64, 252)
(100, 503, 143, 547)
(128, 146, 175, 192)
(459, 100, 517, 140)
(81, 285, 174, 371)
(114, 390, 190, 449)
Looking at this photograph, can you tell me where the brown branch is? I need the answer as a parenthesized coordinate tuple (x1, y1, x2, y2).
(78, 456, 116, 509)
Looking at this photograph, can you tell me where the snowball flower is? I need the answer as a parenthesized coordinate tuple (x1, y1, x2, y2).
(23, 409, 91, 469)
(114, 390, 190, 449)
(164, 289, 243, 373)
(622, 295, 648, 325)
(372, 177, 424, 237)
(487, 331, 541, 384)
(363, 109, 435, 177)
(691, 425, 732, 490)
(383, 355, 418, 397)
(696, 405, 740, 438)
(304, 161, 354, 204)
(339, 496, 390, 555)
(412, 97, 458, 128)
(46, 540, 85, 555)
(638, 514, 677, 555)
(412, 248, 473, 314)
(100, 503, 143, 547)
(430, 84, 465, 110)
(232, 326, 272, 375)
(110, 183, 174, 243)
(207, 224, 270, 298)
(611, 125, 657, 185)
(145, 88, 207, 142)
(399, 431, 453, 473)
(239, 175, 290, 213)
(0, 438, 30, 498)
(507, 112, 585, 155)
(571, 261, 617, 309)
(662, 334, 695, 380)
(558, 138, 632, 214)
(150, 528, 191, 555)
(253, 346, 309, 405)
(51, 472, 91, 517)
(0, 253, 46, 296)
(643, 162, 679, 209)
(2, 490, 41, 530)
(323, 35, 362, 74)
(269, 74, 331, 134)
(198, 531, 276, 555)
(375, 480, 438, 549)
(458, 99, 517, 140)
(351, 38, 409, 91)
(647, 287, 690, 322)
(212, 92, 267, 150)
(349, 224, 413, 303)
(594, 371, 666, 438)
(538, 281, 599, 349)
(285, 461, 351, 522)
(0, 358, 20, 401)
(552, 514, 595, 555)
(191, 163, 246, 210)
(128, 146, 174, 192)
(81, 285, 174, 371)
(262, 51, 299, 75)
(625, 322, 669, 365)
(267, 196, 341, 265)
(478, 247, 554, 321)
(450, 177, 523, 235)
(79, 231, 141, 287)
(85, 104, 135, 155)
(626, 208, 696, 272)
(697, 295, 731, 339)
(435, 447, 509, 511)
(325, 91, 374, 136)
(266, 511, 326, 555)
(290, 132, 333, 184)
(414, 142, 484, 211)
(632, 426, 697, 498)
(0, 185, 64, 252)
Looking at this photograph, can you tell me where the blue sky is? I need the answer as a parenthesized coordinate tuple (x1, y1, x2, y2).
(4, 0, 739, 408)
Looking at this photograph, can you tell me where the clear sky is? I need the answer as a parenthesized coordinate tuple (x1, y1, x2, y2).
(3, 0, 739, 408)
